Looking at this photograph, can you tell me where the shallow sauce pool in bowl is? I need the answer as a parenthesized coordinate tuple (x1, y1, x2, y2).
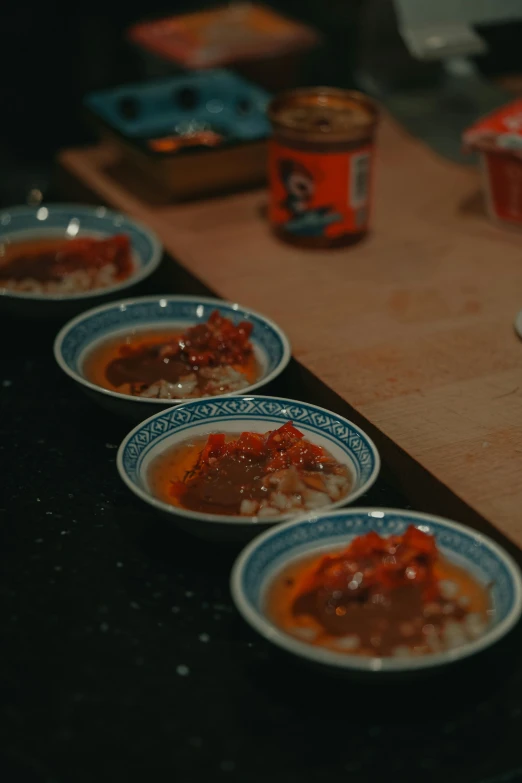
(148, 426, 353, 518)
(1, 205, 162, 319)
(0, 235, 134, 295)
(55, 300, 293, 423)
(266, 538, 491, 659)
(83, 327, 261, 400)
(117, 395, 380, 538)
(230, 508, 522, 670)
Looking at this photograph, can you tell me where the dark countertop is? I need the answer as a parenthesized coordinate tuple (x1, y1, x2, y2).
(2, 257, 522, 783)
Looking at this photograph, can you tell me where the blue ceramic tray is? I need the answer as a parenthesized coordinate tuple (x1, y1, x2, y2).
(84, 70, 271, 148)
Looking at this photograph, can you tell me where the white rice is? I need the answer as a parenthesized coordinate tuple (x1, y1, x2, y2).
(139, 375, 198, 400)
(443, 620, 468, 649)
(3, 263, 121, 294)
(238, 465, 351, 517)
(439, 579, 459, 599)
(290, 627, 318, 642)
(336, 635, 360, 651)
(239, 499, 259, 516)
(199, 365, 250, 395)
(464, 612, 487, 639)
(390, 613, 489, 659)
(136, 365, 250, 400)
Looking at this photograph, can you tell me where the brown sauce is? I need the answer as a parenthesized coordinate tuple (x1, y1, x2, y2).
(106, 343, 194, 389)
(148, 431, 352, 516)
(0, 239, 66, 282)
(175, 448, 269, 515)
(83, 329, 260, 398)
(267, 544, 491, 658)
(0, 235, 132, 284)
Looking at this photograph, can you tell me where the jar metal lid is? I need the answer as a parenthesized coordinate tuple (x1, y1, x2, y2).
(268, 87, 379, 145)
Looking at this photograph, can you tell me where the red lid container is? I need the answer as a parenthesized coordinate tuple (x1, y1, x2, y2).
(464, 100, 522, 229)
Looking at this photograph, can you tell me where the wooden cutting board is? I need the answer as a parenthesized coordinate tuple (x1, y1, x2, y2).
(58, 116, 522, 545)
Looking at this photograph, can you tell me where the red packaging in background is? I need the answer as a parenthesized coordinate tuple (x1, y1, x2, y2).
(127, 4, 319, 92)
(464, 99, 522, 229)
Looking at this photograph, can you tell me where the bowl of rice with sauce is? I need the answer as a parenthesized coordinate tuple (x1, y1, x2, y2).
(0, 204, 162, 317)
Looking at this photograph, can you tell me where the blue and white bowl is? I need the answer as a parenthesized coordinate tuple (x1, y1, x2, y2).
(117, 396, 380, 539)
(0, 204, 162, 317)
(231, 508, 522, 672)
(55, 296, 291, 420)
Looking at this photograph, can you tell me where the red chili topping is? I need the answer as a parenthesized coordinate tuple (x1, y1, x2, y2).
(297, 526, 440, 607)
(169, 421, 336, 512)
(159, 309, 254, 369)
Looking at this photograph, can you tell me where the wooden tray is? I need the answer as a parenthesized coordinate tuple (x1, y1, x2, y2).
(85, 70, 270, 199)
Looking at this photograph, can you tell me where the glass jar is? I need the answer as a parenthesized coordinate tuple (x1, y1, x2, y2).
(268, 87, 379, 248)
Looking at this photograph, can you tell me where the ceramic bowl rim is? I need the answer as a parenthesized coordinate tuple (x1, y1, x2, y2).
(53, 295, 292, 407)
(116, 395, 381, 526)
(0, 203, 163, 301)
(230, 507, 522, 672)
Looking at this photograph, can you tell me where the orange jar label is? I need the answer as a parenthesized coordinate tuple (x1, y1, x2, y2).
(268, 140, 374, 239)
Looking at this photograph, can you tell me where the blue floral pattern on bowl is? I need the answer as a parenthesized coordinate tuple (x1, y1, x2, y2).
(116, 396, 380, 533)
(54, 297, 292, 421)
(121, 395, 378, 487)
(59, 297, 286, 375)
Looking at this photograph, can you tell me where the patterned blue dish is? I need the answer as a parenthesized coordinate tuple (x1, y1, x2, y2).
(54, 297, 291, 421)
(117, 396, 380, 538)
(85, 70, 270, 148)
(231, 508, 522, 672)
(0, 204, 162, 316)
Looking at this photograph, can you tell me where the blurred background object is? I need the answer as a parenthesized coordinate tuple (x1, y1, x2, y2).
(267, 87, 379, 247)
(463, 98, 522, 230)
(2, 0, 522, 204)
(85, 70, 272, 199)
(127, 3, 320, 90)
(357, 0, 522, 161)
(395, 0, 522, 60)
